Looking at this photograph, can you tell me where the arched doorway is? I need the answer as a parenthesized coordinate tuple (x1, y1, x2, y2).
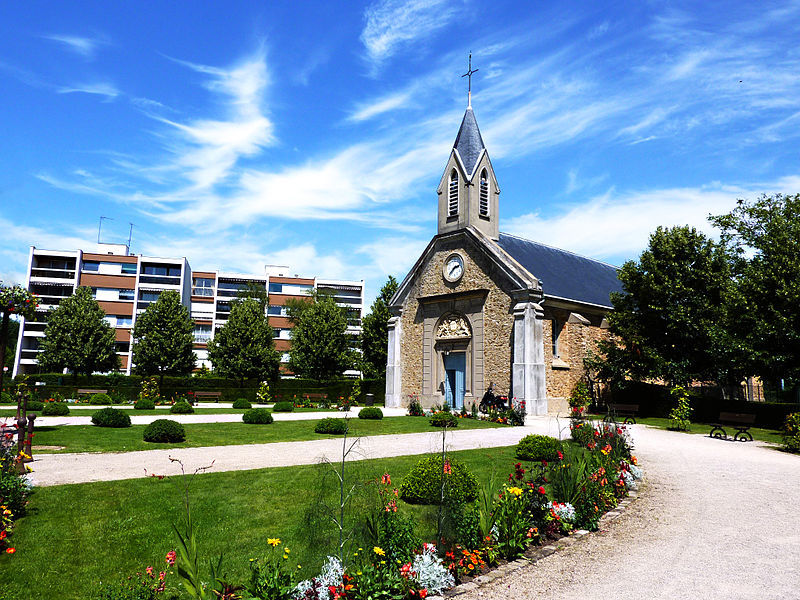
(435, 313, 472, 410)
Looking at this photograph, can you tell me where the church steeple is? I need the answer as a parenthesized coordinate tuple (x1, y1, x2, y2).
(437, 57, 499, 240)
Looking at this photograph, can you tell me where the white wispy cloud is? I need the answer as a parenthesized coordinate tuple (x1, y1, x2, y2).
(43, 34, 107, 59)
(348, 91, 412, 122)
(57, 82, 119, 99)
(360, 0, 460, 71)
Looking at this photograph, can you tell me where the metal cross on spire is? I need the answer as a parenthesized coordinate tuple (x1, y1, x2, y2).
(461, 52, 479, 108)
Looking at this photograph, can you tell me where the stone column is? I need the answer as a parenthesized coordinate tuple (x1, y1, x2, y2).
(512, 299, 547, 418)
(384, 312, 403, 408)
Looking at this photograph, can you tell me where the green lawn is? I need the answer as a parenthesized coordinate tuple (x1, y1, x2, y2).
(30, 416, 506, 453)
(589, 414, 783, 445)
(0, 445, 522, 600)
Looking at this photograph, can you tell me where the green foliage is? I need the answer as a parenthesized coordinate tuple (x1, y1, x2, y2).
(89, 393, 113, 405)
(493, 484, 535, 560)
(399, 455, 479, 505)
(0, 392, 11, 404)
(247, 543, 298, 600)
(569, 381, 592, 409)
(358, 406, 383, 420)
(668, 385, 693, 431)
(287, 292, 353, 381)
(242, 408, 274, 424)
(272, 401, 294, 412)
(134, 397, 155, 410)
(139, 377, 160, 403)
(515, 434, 561, 462)
(37, 286, 120, 377)
(711, 193, 800, 383)
(314, 417, 347, 434)
(360, 276, 398, 379)
(232, 398, 252, 409)
(256, 382, 271, 403)
(170, 401, 194, 414)
(2, 319, 19, 373)
(131, 291, 195, 381)
(26, 400, 44, 412)
(91, 407, 132, 428)
(782, 412, 800, 453)
(143, 419, 186, 443)
(407, 397, 424, 416)
(547, 447, 589, 505)
(429, 411, 458, 428)
(42, 401, 70, 416)
(207, 298, 280, 385)
(591, 225, 743, 388)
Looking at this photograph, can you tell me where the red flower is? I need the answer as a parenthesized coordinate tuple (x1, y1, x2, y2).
(165, 550, 176, 566)
(381, 473, 391, 485)
(538, 486, 546, 495)
(5, 548, 15, 554)
(557, 450, 564, 460)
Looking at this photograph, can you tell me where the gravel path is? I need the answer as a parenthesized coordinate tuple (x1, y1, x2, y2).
(27, 416, 566, 486)
(458, 426, 800, 600)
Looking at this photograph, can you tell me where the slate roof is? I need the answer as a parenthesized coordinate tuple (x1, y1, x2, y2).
(497, 233, 623, 308)
(453, 107, 485, 176)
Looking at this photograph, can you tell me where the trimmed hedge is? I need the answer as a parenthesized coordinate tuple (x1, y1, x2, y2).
(515, 434, 561, 462)
(1, 392, 12, 404)
(91, 408, 132, 428)
(143, 419, 185, 443)
(243, 408, 274, 424)
(272, 401, 294, 413)
(89, 393, 113, 405)
(134, 397, 155, 410)
(26, 400, 45, 412)
(399, 456, 479, 506)
(358, 407, 383, 420)
(170, 401, 195, 414)
(429, 411, 458, 428)
(315, 418, 347, 434)
(232, 398, 252, 409)
(42, 402, 70, 416)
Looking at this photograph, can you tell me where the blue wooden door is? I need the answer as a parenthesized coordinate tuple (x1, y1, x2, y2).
(444, 353, 466, 409)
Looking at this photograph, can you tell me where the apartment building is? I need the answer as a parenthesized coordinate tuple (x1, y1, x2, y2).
(13, 246, 364, 377)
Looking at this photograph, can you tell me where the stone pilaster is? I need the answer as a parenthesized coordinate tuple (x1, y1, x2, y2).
(385, 312, 403, 407)
(512, 298, 547, 417)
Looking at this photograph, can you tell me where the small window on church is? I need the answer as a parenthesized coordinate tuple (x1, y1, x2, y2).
(479, 169, 489, 216)
(448, 170, 459, 216)
(552, 319, 564, 358)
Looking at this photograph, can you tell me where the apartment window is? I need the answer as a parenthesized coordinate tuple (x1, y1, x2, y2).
(121, 263, 137, 274)
(118, 289, 134, 301)
(269, 283, 283, 293)
(268, 305, 286, 316)
(83, 261, 100, 272)
(551, 319, 564, 358)
(193, 277, 215, 296)
(193, 324, 212, 343)
(448, 170, 459, 216)
(116, 316, 133, 327)
(142, 265, 181, 277)
(139, 290, 162, 303)
(280, 352, 291, 363)
(479, 169, 489, 216)
(114, 341, 130, 353)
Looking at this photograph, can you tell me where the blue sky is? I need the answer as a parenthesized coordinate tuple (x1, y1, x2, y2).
(2, 1, 799, 305)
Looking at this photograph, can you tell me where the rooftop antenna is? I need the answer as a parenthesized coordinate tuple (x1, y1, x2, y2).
(127, 223, 135, 253)
(98, 216, 113, 244)
(461, 52, 479, 109)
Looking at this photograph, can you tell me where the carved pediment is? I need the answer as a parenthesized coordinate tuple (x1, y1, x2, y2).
(436, 314, 471, 339)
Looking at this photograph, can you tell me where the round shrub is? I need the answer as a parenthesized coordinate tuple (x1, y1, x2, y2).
(315, 417, 347, 435)
(170, 401, 195, 414)
(143, 419, 186, 443)
(134, 396, 155, 410)
(399, 456, 479, 505)
(429, 411, 458, 428)
(232, 398, 252, 410)
(89, 393, 113, 405)
(515, 434, 562, 462)
(26, 400, 44, 412)
(42, 402, 70, 416)
(91, 407, 132, 428)
(783, 412, 800, 453)
(0, 391, 12, 404)
(243, 408, 274, 424)
(358, 407, 383, 420)
(273, 401, 294, 412)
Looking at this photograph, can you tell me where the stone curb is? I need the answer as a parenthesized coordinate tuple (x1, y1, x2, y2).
(430, 480, 643, 599)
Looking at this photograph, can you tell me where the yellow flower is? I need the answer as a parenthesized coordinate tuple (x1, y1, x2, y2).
(284, 548, 290, 554)
(380, 561, 386, 565)
(297, 565, 302, 569)
(507, 486, 523, 497)
(267, 538, 281, 547)
(373, 546, 385, 556)
(283, 554, 289, 560)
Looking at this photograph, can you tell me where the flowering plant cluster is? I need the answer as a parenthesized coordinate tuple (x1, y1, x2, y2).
(0, 286, 39, 319)
(257, 381, 272, 404)
(0, 421, 31, 556)
(406, 394, 424, 416)
(139, 376, 161, 403)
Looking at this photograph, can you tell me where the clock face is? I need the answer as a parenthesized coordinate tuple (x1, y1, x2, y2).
(444, 254, 464, 282)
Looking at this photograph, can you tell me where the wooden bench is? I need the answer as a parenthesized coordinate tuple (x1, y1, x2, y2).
(77, 388, 108, 397)
(304, 393, 328, 402)
(605, 403, 639, 424)
(193, 391, 222, 403)
(709, 412, 756, 442)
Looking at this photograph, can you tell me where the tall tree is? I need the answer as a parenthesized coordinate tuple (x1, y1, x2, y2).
(591, 226, 744, 388)
(234, 281, 269, 312)
(131, 290, 195, 383)
(288, 291, 353, 381)
(37, 286, 119, 378)
(711, 193, 800, 384)
(207, 297, 280, 385)
(0, 286, 39, 393)
(360, 276, 398, 379)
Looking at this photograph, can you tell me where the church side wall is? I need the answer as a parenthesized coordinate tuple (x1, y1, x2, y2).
(398, 236, 514, 409)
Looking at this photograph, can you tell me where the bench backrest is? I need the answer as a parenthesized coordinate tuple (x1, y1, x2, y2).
(77, 389, 108, 394)
(194, 391, 221, 396)
(719, 412, 756, 425)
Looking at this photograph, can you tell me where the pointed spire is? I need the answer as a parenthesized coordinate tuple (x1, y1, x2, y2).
(453, 107, 485, 176)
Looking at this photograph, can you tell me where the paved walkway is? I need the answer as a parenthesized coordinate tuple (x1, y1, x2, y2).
(27, 416, 567, 486)
(460, 426, 800, 600)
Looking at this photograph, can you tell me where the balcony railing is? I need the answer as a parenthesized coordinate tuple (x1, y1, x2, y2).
(192, 288, 214, 296)
(139, 275, 181, 286)
(30, 268, 76, 279)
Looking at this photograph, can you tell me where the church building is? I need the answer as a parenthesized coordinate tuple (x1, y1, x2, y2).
(384, 97, 622, 418)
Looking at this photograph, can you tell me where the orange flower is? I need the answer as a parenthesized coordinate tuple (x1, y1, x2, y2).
(5, 547, 15, 554)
